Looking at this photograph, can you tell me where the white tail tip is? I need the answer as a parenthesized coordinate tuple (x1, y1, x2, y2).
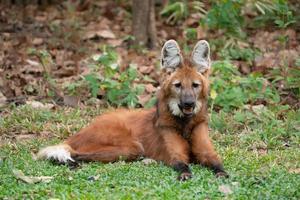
(37, 144, 74, 163)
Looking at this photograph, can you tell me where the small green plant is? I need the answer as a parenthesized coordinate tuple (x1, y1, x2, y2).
(249, 0, 276, 15)
(272, 0, 296, 28)
(201, 0, 246, 39)
(209, 61, 280, 111)
(253, 0, 296, 28)
(219, 47, 260, 64)
(161, 0, 206, 25)
(268, 64, 300, 99)
(85, 46, 145, 108)
(184, 28, 198, 41)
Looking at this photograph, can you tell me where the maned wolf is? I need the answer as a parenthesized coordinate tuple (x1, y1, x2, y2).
(38, 40, 228, 181)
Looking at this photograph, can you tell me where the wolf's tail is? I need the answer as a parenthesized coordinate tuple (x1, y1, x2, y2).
(37, 143, 75, 163)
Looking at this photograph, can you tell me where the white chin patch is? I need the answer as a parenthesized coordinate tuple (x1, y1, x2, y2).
(168, 99, 202, 117)
(194, 101, 202, 114)
(168, 98, 183, 117)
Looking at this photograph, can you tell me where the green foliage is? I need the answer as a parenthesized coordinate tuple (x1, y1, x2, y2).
(85, 47, 144, 108)
(101, 66, 144, 108)
(144, 97, 157, 109)
(161, 1, 188, 25)
(268, 65, 300, 98)
(253, 0, 296, 28)
(219, 47, 260, 63)
(1, 118, 299, 199)
(200, 0, 295, 48)
(210, 105, 300, 148)
(269, 0, 296, 28)
(210, 61, 280, 111)
(1, 103, 299, 198)
(161, 1, 206, 25)
(202, 0, 246, 39)
(250, 0, 277, 15)
(184, 28, 198, 41)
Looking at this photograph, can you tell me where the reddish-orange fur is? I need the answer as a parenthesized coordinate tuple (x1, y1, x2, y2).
(40, 40, 228, 180)
(66, 64, 225, 178)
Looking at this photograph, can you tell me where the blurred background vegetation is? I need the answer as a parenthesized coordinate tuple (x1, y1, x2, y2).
(0, 0, 299, 112)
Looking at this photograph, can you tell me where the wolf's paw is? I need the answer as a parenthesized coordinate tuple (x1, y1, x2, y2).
(215, 171, 229, 178)
(177, 172, 192, 181)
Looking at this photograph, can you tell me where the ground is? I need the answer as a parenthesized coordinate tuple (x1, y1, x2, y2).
(0, 1, 299, 199)
(0, 105, 299, 199)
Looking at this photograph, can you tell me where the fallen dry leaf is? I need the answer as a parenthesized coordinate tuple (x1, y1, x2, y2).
(139, 66, 153, 74)
(26, 101, 54, 109)
(141, 158, 157, 165)
(32, 38, 43, 45)
(106, 39, 123, 47)
(138, 94, 152, 106)
(218, 184, 233, 195)
(288, 168, 300, 174)
(13, 169, 53, 184)
(21, 64, 43, 74)
(257, 148, 268, 155)
(145, 84, 157, 93)
(0, 91, 7, 107)
(84, 29, 116, 40)
(63, 95, 80, 107)
(252, 104, 266, 115)
(26, 59, 40, 67)
(96, 30, 116, 39)
(15, 134, 36, 141)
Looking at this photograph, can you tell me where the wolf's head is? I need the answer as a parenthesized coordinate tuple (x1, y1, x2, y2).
(159, 40, 211, 118)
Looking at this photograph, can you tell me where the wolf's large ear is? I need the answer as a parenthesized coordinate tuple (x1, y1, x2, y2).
(161, 40, 182, 72)
(191, 40, 211, 73)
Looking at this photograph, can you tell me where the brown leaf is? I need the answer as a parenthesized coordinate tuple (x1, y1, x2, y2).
(252, 104, 266, 115)
(15, 134, 36, 141)
(32, 38, 43, 46)
(0, 91, 7, 107)
(288, 168, 300, 174)
(63, 95, 80, 107)
(257, 148, 267, 155)
(197, 27, 207, 40)
(84, 29, 116, 40)
(21, 64, 43, 74)
(26, 101, 54, 109)
(106, 39, 123, 47)
(13, 169, 53, 184)
(145, 84, 157, 93)
(218, 184, 233, 195)
(96, 30, 116, 39)
(141, 158, 157, 165)
(185, 14, 200, 26)
(26, 59, 40, 67)
(138, 94, 152, 106)
(139, 66, 153, 74)
(55, 50, 65, 67)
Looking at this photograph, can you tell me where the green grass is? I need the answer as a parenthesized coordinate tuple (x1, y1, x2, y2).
(0, 105, 299, 199)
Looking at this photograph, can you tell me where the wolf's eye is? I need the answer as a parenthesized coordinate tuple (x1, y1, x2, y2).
(174, 82, 181, 88)
(192, 82, 200, 88)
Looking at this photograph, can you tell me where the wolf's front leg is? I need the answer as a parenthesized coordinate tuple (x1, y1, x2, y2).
(191, 122, 228, 178)
(161, 129, 191, 181)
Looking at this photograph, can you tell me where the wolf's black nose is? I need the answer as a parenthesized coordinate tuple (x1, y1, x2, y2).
(183, 101, 195, 108)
